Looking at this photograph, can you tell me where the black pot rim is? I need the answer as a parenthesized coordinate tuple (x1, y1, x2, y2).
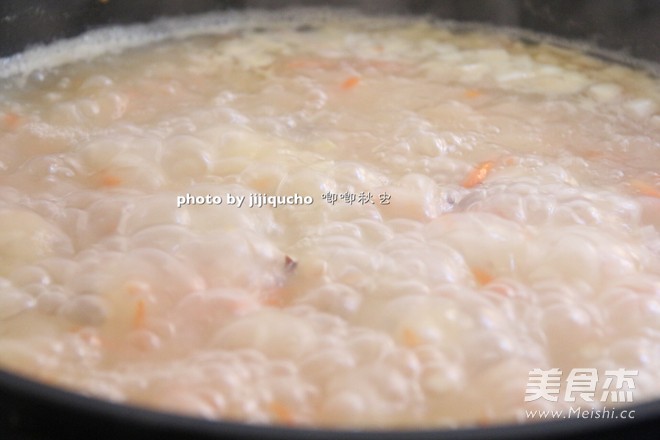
(2, 367, 660, 440)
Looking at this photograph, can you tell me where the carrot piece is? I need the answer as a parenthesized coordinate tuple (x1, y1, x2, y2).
(3, 112, 22, 130)
(476, 416, 493, 427)
(462, 161, 495, 188)
(631, 180, 660, 198)
(269, 401, 295, 425)
(463, 89, 482, 99)
(341, 76, 361, 90)
(263, 293, 284, 308)
(402, 328, 421, 347)
(100, 174, 122, 187)
(583, 150, 604, 159)
(133, 299, 146, 329)
(472, 267, 494, 285)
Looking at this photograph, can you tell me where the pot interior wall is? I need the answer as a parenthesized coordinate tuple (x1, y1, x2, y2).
(1, 0, 659, 62)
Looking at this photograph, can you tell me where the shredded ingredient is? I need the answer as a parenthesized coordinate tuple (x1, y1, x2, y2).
(472, 267, 495, 285)
(463, 88, 482, 99)
(100, 173, 122, 187)
(341, 76, 361, 90)
(402, 328, 422, 347)
(269, 401, 295, 425)
(133, 300, 146, 329)
(3, 112, 22, 129)
(631, 180, 660, 198)
(263, 289, 285, 307)
(462, 161, 495, 188)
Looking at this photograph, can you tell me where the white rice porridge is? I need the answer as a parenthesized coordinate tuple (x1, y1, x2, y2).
(0, 9, 659, 429)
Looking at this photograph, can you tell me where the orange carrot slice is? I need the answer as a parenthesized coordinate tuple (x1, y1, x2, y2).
(133, 300, 146, 329)
(472, 267, 494, 285)
(631, 180, 660, 198)
(269, 401, 295, 425)
(463, 89, 482, 99)
(462, 161, 495, 188)
(403, 328, 421, 347)
(3, 112, 22, 130)
(341, 76, 361, 90)
(100, 174, 122, 187)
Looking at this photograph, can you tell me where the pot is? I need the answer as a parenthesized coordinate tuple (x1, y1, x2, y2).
(0, 1, 659, 439)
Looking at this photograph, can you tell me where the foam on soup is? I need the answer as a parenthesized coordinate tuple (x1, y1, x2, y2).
(0, 9, 659, 429)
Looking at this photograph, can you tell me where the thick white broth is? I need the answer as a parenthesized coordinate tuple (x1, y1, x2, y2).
(0, 10, 659, 429)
